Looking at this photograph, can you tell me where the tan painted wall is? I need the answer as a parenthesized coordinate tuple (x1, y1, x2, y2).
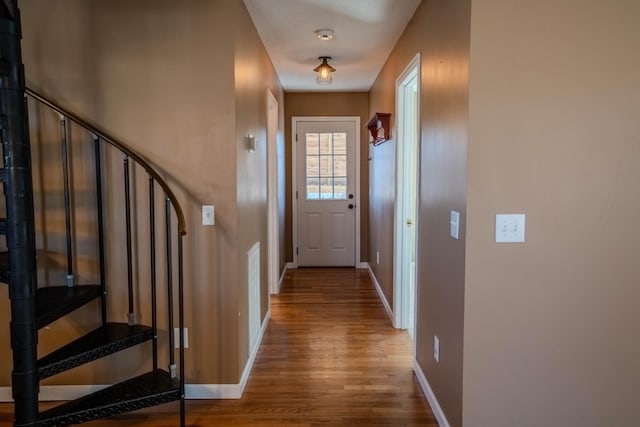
(368, 56, 396, 312)
(233, 3, 285, 373)
(0, 0, 283, 387)
(368, 1, 471, 426)
(284, 92, 369, 264)
(464, 0, 640, 425)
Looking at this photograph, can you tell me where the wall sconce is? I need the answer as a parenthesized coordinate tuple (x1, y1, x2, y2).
(247, 134, 257, 152)
(314, 56, 335, 85)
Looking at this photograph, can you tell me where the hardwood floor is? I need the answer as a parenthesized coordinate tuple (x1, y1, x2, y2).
(1, 268, 436, 426)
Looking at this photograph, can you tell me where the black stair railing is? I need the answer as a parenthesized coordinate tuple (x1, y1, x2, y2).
(2, 4, 186, 424)
(17, 87, 187, 426)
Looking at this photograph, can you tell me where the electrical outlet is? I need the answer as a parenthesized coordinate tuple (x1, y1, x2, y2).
(434, 335, 440, 363)
(202, 205, 215, 225)
(174, 328, 189, 349)
(376, 251, 380, 264)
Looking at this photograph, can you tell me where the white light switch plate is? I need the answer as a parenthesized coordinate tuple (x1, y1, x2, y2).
(495, 214, 525, 243)
(202, 205, 215, 225)
(174, 328, 189, 348)
(450, 211, 460, 239)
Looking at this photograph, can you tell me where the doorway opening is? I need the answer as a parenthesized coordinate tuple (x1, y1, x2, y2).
(291, 117, 361, 267)
(267, 90, 280, 294)
(393, 54, 420, 338)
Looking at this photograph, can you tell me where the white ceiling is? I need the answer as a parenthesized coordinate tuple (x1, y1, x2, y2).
(243, 0, 422, 92)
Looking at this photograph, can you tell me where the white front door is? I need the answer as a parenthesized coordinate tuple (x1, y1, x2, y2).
(295, 120, 356, 266)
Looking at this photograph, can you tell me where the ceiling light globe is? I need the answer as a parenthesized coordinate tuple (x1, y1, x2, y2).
(313, 56, 335, 85)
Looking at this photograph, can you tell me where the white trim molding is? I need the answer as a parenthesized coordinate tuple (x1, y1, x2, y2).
(267, 89, 280, 296)
(393, 52, 421, 332)
(1, 311, 272, 402)
(413, 360, 450, 427)
(188, 309, 271, 399)
(274, 264, 288, 294)
(366, 264, 394, 324)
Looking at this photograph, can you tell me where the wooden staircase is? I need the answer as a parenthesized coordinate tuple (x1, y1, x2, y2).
(1, 2, 186, 425)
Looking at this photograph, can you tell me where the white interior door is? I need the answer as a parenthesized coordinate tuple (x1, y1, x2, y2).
(296, 120, 356, 266)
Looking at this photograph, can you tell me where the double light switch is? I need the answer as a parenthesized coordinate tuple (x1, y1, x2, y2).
(495, 214, 525, 243)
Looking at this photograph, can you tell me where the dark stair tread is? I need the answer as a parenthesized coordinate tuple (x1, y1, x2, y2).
(0, 218, 5, 234)
(39, 369, 181, 427)
(38, 323, 154, 380)
(0, 250, 7, 283)
(36, 285, 102, 329)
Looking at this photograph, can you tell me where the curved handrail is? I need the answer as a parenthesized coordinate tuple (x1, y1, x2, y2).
(25, 87, 187, 235)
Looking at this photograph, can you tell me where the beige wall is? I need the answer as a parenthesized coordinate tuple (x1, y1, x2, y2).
(233, 3, 285, 373)
(368, 1, 471, 426)
(1, 0, 283, 387)
(368, 69, 396, 311)
(464, 0, 640, 425)
(284, 92, 369, 264)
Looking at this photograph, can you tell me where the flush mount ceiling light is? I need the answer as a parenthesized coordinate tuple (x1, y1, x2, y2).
(315, 29, 335, 41)
(314, 56, 335, 85)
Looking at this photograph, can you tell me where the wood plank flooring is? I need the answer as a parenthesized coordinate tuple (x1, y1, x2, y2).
(0, 268, 436, 426)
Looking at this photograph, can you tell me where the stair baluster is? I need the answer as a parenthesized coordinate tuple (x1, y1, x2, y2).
(165, 198, 176, 378)
(93, 136, 108, 327)
(59, 114, 74, 288)
(149, 177, 158, 372)
(123, 155, 136, 325)
(178, 234, 186, 426)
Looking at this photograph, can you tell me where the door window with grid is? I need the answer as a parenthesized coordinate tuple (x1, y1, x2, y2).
(305, 132, 347, 200)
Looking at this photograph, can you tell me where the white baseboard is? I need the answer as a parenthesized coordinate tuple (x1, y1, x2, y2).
(276, 264, 288, 293)
(185, 383, 242, 399)
(188, 309, 270, 399)
(413, 360, 450, 427)
(240, 309, 270, 394)
(1, 311, 272, 402)
(286, 262, 296, 269)
(366, 264, 394, 324)
(357, 261, 369, 269)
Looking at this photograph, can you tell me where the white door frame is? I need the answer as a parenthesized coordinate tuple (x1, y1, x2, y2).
(267, 89, 280, 294)
(291, 116, 362, 268)
(393, 54, 421, 331)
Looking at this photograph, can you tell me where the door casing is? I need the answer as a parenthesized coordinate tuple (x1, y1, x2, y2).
(393, 54, 421, 335)
(267, 89, 280, 294)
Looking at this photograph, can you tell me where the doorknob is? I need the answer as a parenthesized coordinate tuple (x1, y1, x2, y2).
(348, 204, 354, 209)
(348, 194, 354, 199)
